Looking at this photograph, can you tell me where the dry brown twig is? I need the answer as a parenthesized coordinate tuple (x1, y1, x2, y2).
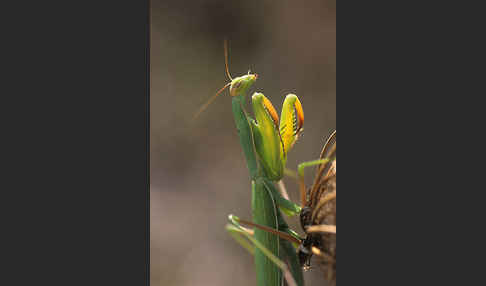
(304, 130, 336, 282)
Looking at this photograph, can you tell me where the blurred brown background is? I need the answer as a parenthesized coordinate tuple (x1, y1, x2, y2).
(150, 0, 335, 285)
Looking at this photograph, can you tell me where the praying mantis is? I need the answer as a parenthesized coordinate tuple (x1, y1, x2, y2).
(196, 41, 334, 286)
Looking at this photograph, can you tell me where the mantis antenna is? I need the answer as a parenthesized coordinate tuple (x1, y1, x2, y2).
(193, 82, 231, 119)
(193, 39, 234, 119)
(224, 38, 233, 81)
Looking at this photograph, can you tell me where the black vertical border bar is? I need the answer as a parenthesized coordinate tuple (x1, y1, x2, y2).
(338, 0, 486, 285)
(2, 0, 151, 285)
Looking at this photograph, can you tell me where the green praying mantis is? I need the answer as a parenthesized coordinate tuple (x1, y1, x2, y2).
(195, 41, 330, 286)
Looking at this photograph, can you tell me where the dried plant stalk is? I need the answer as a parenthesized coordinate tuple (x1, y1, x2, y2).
(306, 131, 336, 282)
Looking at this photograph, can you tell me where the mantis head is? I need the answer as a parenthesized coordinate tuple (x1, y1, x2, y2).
(230, 74, 258, 97)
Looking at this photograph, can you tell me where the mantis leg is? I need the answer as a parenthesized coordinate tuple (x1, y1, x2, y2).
(285, 131, 336, 207)
(226, 222, 255, 256)
(262, 177, 301, 217)
(297, 158, 331, 207)
(229, 214, 301, 245)
(226, 214, 303, 286)
(275, 209, 305, 286)
(228, 211, 305, 286)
